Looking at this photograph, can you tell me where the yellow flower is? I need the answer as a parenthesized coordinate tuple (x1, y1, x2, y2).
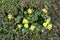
(27, 8, 32, 14)
(42, 8, 47, 13)
(23, 18, 28, 24)
(45, 19, 50, 24)
(47, 24, 52, 30)
(30, 25, 35, 31)
(24, 24, 29, 28)
(8, 13, 13, 20)
(43, 22, 47, 27)
(17, 24, 22, 29)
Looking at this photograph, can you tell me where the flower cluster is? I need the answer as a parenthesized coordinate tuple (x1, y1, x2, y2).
(7, 8, 52, 32)
(43, 19, 52, 30)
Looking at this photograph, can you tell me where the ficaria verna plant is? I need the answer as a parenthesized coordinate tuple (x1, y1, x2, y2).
(15, 8, 52, 31)
(0, 0, 52, 40)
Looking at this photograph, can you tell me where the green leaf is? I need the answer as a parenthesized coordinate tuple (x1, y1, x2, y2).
(15, 16, 21, 23)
